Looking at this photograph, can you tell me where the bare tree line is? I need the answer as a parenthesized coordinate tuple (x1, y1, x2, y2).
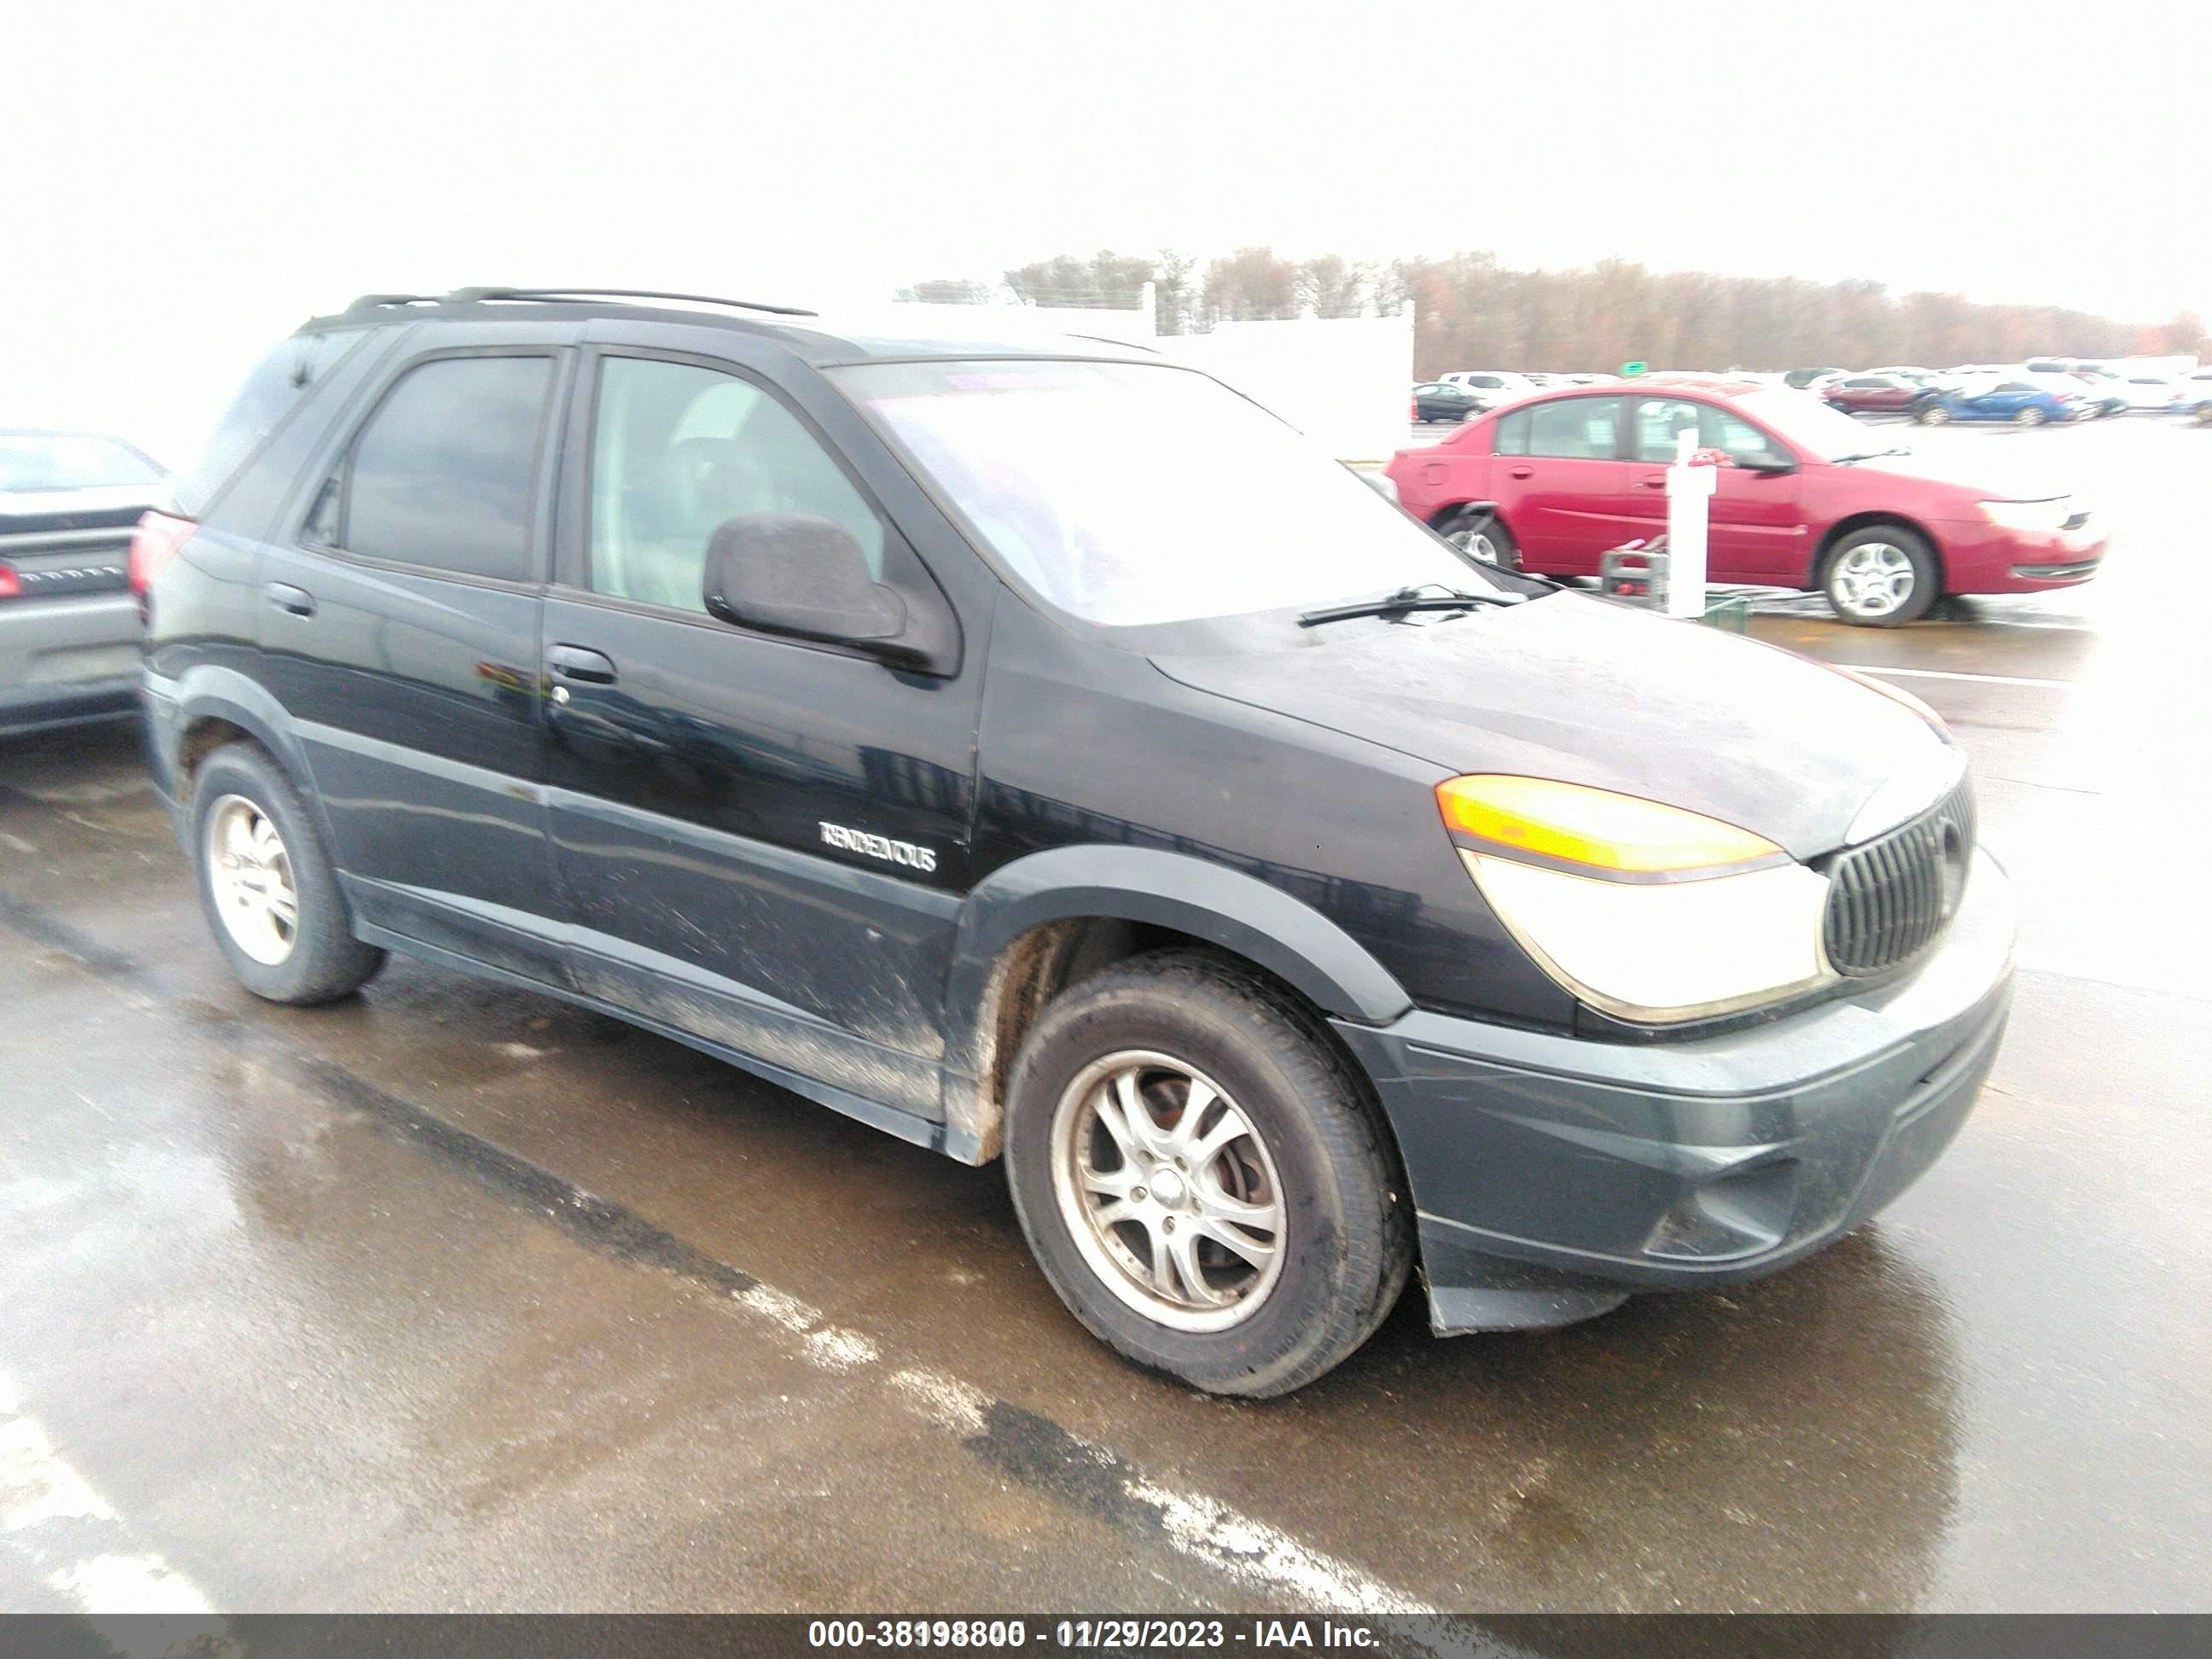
(896, 247, 2209, 372)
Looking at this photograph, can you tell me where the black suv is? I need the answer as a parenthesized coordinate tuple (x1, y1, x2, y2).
(139, 288, 2015, 1396)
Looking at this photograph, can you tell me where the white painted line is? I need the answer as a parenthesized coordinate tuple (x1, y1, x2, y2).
(2, 1416, 118, 1531)
(49, 1556, 215, 1615)
(801, 1327, 880, 1373)
(1126, 1476, 1435, 1615)
(888, 1367, 991, 1437)
(0, 1371, 220, 1615)
(1834, 663, 2075, 690)
(732, 1283, 819, 1333)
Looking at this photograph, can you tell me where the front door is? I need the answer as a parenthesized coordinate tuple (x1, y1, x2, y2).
(258, 342, 570, 982)
(539, 350, 982, 1124)
(1621, 396, 1806, 582)
(1488, 394, 1630, 574)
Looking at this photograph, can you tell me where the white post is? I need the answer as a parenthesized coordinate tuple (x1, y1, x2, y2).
(1664, 427, 1716, 618)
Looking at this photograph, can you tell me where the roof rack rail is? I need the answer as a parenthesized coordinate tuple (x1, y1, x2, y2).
(442, 286, 818, 318)
(342, 294, 439, 314)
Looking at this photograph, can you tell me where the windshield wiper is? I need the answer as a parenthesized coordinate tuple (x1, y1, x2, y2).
(1831, 447, 1912, 464)
(1297, 584, 1524, 628)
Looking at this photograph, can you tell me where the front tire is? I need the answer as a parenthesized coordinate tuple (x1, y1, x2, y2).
(191, 743, 386, 1004)
(2014, 405, 2047, 427)
(1003, 952, 1412, 1398)
(1438, 506, 1518, 569)
(1822, 526, 1938, 627)
(1914, 403, 1950, 425)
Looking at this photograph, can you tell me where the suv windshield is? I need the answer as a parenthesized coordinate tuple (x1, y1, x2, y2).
(835, 359, 1489, 626)
(0, 432, 164, 493)
(1729, 390, 1907, 461)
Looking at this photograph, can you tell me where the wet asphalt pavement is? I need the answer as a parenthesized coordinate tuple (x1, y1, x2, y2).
(2, 417, 2206, 1615)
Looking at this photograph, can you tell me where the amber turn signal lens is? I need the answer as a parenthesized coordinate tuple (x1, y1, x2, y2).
(1435, 776, 1781, 876)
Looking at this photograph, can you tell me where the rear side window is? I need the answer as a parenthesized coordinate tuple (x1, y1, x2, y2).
(1523, 397, 1621, 459)
(338, 355, 555, 581)
(1493, 409, 1529, 455)
(169, 330, 368, 517)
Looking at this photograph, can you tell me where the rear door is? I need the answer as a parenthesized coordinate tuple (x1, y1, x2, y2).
(1621, 396, 1805, 581)
(1488, 394, 1629, 574)
(537, 342, 982, 1124)
(257, 332, 573, 982)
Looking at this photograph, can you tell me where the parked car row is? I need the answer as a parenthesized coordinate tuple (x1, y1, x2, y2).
(1412, 370, 1618, 422)
(1795, 359, 2207, 422)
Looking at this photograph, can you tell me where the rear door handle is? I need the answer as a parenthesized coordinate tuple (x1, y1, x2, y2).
(546, 644, 618, 684)
(1508, 466, 1534, 479)
(264, 581, 316, 617)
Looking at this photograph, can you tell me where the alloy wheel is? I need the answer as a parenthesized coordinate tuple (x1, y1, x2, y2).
(204, 795, 299, 965)
(1831, 542, 1917, 619)
(1049, 1051, 1286, 1332)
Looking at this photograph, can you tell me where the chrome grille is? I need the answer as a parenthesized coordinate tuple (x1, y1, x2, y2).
(1823, 776, 1976, 977)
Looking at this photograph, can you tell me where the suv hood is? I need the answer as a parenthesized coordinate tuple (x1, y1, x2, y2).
(1151, 593, 1953, 860)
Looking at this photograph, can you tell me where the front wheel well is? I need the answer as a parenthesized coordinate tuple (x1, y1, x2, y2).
(956, 918, 1389, 1172)
(178, 716, 259, 789)
(1811, 514, 1944, 592)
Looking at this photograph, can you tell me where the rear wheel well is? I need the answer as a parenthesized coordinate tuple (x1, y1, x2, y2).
(1430, 500, 1506, 535)
(1813, 514, 1943, 591)
(959, 919, 1394, 1175)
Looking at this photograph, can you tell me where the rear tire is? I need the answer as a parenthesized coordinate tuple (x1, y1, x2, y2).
(1003, 952, 1412, 1398)
(1821, 526, 1938, 627)
(190, 743, 386, 1004)
(1438, 506, 1518, 569)
(1914, 403, 1950, 425)
(2014, 405, 2047, 427)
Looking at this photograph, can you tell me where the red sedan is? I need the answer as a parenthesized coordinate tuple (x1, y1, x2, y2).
(1821, 373, 1934, 415)
(1383, 383, 2109, 626)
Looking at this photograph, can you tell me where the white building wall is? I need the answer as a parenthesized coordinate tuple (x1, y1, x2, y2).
(882, 296, 1414, 463)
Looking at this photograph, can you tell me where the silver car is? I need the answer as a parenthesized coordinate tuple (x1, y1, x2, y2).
(0, 429, 165, 736)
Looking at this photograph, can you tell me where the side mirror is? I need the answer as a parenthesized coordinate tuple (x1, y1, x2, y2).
(1740, 451, 1796, 474)
(703, 512, 909, 650)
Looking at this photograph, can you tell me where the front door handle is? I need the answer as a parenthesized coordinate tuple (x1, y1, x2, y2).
(546, 644, 618, 684)
(1508, 466, 1534, 479)
(264, 581, 316, 617)
(1640, 475, 1668, 489)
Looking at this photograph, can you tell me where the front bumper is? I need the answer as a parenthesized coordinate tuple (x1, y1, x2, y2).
(1335, 847, 2015, 1334)
(1939, 520, 2110, 593)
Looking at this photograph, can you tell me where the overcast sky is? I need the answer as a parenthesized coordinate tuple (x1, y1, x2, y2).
(9, 0, 2209, 457)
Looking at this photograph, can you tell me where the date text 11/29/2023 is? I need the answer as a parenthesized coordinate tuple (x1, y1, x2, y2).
(806, 1619, 1386, 1650)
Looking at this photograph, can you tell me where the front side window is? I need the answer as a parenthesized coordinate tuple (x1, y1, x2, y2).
(342, 355, 553, 580)
(586, 358, 885, 614)
(1524, 396, 1621, 460)
(1701, 406, 1778, 462)
(835, 359, 1490, 627)
(1632, 398, 1703, 463)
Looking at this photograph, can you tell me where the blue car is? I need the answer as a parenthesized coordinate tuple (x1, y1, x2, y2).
(2181, 391, 2212, 426)
(1914, 377, 2084, 427)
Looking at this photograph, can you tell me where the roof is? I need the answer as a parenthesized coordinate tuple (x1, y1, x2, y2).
(296, 287, 1161, 367)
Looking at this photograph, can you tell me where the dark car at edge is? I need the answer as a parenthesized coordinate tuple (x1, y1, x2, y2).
(2, 428, 167, 736)
(136, 288, 2017, 1395)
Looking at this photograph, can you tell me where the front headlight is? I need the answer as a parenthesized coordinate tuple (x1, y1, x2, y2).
(1980, 498, 2069, 533)
(1437, 776, 1836, 1024)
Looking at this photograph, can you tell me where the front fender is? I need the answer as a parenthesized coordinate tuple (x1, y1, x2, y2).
(933, 844, 1413, 1161)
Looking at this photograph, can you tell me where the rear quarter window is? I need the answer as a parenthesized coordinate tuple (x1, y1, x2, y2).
(169, 329, 370, 518)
